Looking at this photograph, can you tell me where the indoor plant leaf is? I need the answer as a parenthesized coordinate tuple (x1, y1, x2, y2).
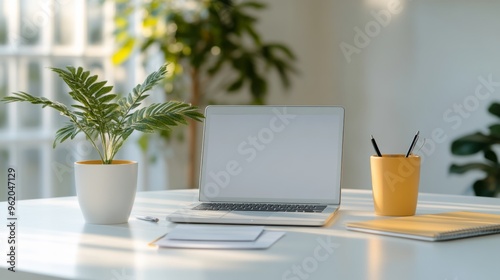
(484, 149, 498, 164)
(488, 102, 500, 118)
(473, 177, 497, 197)
(489, 124, 500, 136)
(449, 163, 496, 174)
(450, 132, 497, 155)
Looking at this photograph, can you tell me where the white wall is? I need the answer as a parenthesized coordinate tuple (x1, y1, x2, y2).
(257, 0, 500, 195)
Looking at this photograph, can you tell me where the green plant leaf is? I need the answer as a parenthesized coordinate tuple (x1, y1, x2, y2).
(97, 93, 117, 104)
(238, 1, 266, 9)
(227, 77, 244, 92)
(1, 92, 76, 121)
(89, 81, 108, 94)
(95, 86, 114, 99)
(54, 123, 80, 147)
(265, 43, 296, 60)
(84, 75, 99, 88)
(450, 132, 499, 155)
(243, 24, 261, 45)
(71, 104, 87, 110)
(272, 59, 291, 88)
(449, 163, 495, 174)
(250, 75, 266, 100)
(118, 64, 168, 118)
(484, 149, 498, 164)
(127, 101, 204, 133)
(473, 177, 497, 197)
(488, 102, 500, 118)
(489, 124, 500, 136)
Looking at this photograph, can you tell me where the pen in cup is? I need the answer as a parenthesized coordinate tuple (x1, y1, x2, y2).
(370, 135, 383, 157)
(405, 131, 420, 157)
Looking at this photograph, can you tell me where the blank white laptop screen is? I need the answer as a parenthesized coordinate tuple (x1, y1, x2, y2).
(199, 106, 344, 205)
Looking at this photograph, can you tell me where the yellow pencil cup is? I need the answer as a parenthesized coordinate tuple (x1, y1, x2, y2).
(370, 154, 421, 216)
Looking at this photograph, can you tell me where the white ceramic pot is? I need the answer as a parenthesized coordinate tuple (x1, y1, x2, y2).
(74, 160, 138, 224)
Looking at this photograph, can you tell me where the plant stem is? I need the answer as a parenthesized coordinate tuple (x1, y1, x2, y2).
(67, 113, 105, 163)
(101, 131, 110, 164)
(109, 135, 120, 163)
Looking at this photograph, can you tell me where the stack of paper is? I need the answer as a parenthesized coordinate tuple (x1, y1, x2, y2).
(152, 224, 285, 249)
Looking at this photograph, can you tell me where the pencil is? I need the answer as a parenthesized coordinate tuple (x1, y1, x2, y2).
(371, 135, 382, 157)
(405, 131, 420, 157)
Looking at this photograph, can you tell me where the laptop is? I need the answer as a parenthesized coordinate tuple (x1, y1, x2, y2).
(167, 105, 344, 226)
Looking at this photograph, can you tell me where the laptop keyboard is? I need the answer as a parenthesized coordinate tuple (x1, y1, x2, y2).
(193, 203, 327, 213)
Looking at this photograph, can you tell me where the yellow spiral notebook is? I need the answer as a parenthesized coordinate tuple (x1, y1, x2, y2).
(346, 211, 500, 241)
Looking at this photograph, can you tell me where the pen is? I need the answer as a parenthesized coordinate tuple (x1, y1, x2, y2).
(136, 215, 159, 223)
(405, 131, 420, 157)
(371, 135, 383, 157)
(148, 233, 167, 247)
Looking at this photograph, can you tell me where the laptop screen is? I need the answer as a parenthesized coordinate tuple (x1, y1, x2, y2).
(199, 106, 344, 205)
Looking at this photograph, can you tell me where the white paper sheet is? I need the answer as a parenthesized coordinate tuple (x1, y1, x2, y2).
(154, 230, 285, 249)
(166, 224, 265, 241)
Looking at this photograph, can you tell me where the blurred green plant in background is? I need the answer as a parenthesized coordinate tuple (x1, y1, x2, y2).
(450, 102, 500, 197)
(113, 0, 297, 187)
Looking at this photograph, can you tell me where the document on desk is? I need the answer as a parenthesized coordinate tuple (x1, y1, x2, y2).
(152, 224, 285, 249)
(167, 224, 265, 241)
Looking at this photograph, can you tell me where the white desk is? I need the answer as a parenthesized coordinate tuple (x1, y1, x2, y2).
(1, 189, 500, 280)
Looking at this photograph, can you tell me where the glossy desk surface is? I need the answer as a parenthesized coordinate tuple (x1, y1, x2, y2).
(1, 189, 500, 280)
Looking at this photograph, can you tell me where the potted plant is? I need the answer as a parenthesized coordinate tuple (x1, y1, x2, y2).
(449, 102, 500, 197)
(1, 64, 204, 224)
